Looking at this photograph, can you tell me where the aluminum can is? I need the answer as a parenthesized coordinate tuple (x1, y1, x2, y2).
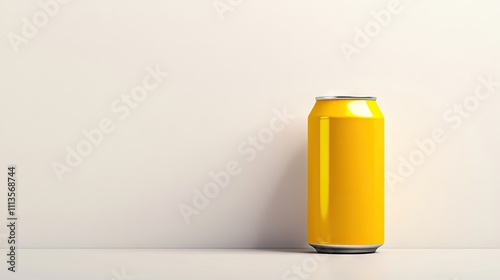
(308, 96, 384, 254)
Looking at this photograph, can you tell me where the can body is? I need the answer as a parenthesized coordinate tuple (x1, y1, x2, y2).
(308, 96, 384, 254)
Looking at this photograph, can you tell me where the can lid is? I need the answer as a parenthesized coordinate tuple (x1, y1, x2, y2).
(315, 96, 377, 101)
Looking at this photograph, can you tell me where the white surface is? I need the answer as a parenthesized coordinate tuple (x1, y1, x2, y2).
(1, 0, 500, 249)
(1, 249, 499, 280)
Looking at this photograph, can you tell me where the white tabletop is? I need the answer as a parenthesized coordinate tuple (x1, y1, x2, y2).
(1, 249, 499, 280)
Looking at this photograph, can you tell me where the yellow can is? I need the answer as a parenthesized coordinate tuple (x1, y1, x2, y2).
(308, 96, 384, 254)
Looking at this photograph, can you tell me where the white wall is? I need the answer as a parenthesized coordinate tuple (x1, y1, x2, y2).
(0, 0, 499, 249)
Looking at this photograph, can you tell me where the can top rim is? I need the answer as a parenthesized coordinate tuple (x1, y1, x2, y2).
(316, 96, 377, 101)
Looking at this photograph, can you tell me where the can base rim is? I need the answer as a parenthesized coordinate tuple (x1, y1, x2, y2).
(310, 243, 382, 254)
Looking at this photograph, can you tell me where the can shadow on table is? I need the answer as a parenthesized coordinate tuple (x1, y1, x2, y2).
(254, 142, 313, 253)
